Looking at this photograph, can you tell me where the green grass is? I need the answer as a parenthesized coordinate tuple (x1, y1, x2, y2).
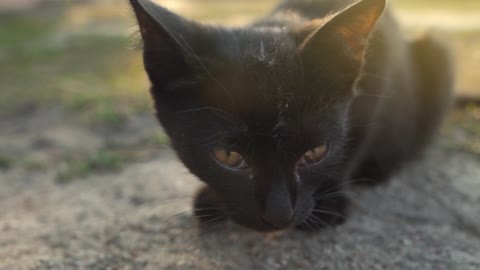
(455, 105, 480, 136)
(76, 99, 129, 128)
(149, 131, 170, 146)
(54, 132, 170, 183)
(442, 104, 480, 156)
(0, 15, 55, 47)
(56, 149, 125, 183)
(0, 155, 13, 169)
(0, 11, 150, 116)
(20, 159, 48, 171)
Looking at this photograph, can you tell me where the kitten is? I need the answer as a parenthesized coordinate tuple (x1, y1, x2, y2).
(129, 0, 453, 232)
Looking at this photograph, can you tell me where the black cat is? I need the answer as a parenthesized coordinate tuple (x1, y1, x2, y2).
(129, 0, 453, 232)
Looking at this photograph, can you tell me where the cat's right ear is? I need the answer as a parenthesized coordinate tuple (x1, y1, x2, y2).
(129, 0, 211, 90)
(296, 0, 385, 76)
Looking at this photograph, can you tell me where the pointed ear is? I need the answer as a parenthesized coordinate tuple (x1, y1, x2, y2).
(298, 0, 386, 70)
(129, 0, 212, 90)
(130, 0, 201, 51)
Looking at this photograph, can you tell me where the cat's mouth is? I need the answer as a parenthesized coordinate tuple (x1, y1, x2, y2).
(193, 187, 293, 231)
(193, 186, 347, 232)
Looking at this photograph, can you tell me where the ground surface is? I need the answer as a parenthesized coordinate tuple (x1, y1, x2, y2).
(0, 108, 480, 270)
(1, 0, 480, 269)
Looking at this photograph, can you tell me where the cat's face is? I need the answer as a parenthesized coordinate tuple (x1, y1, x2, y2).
(130, 0, 384, 231)
(159, 46, 352, 230)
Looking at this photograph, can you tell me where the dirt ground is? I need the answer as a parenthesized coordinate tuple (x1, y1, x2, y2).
(0, 108, 479, 270)
(1, 0, 480, 269)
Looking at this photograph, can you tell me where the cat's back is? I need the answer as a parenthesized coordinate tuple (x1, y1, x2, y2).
(274, 0, 357, 19)
(256, 0, 398, 43)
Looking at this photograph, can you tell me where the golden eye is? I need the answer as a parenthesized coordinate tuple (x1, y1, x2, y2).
(212, 147, 248, 169)
(297, 145, 328, 166)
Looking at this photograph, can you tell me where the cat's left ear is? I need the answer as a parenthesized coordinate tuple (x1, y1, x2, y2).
(129, 0, 215, 91)
(298, 0, 386, 72)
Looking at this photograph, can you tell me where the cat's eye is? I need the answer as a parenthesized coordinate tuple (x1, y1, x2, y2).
(212, 147, 248, 169)
(297, 145, 328, 167)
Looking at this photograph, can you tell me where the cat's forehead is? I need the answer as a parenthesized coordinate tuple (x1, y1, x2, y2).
(201, 29, 301, 100)
(197, 28, 338, 133)
(214, 28, 297, 65)
(201, 55, 298, 125)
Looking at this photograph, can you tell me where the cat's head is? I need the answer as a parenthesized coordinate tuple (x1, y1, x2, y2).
(130, 0, 385, 231)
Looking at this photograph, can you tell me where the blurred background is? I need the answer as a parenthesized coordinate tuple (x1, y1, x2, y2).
(0, 0, 478, 178)
(0, 0, 479, 181)
(1, 1, 479, 268)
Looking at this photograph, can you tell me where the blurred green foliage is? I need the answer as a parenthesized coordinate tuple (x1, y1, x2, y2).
(0, 9, 150, 117)
(0, 155, 13, 169)
(56, 148, 125, 183)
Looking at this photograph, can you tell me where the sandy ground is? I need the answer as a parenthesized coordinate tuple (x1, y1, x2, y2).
(0, 109, 479, 269)
(1, 0, 479, 269)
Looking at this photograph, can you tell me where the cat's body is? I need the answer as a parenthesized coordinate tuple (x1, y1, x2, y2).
(268, 0, 453, 183)
(129, 0, 453, 232)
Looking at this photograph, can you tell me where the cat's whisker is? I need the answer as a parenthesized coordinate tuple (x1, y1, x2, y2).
(311, 208, 346, 219)
(193, 209, 228, 216)
(313, 177, 371, 200)
(194, 212, 226, 218)
(154, 196, 193, 206)
(193, 206, 226, 211)
(203, 216, 228, 225)
(194, 213, 224, 219)
(154, 208, 229, 244)
(313, 189, 354, 200)
(305, 215, 325, 232)
(314, 193, 350, 202)
(301, 217, 315, 232)
(309, 213, 335, 232)
(310, 218, 325, 232)
(313, 187, 352, 197)
(312, 182, 350, 199)
(162, 209, 192, 222)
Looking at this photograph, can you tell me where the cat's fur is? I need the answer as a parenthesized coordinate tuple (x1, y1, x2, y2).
(129, 0, 453, 232)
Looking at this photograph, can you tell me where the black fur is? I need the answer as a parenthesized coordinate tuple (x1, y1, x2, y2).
(129, 0, 453, 232)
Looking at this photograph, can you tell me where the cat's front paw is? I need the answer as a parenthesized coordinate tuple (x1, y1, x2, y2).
(295, 195, 349, 232)
(193, 186, 228, 225)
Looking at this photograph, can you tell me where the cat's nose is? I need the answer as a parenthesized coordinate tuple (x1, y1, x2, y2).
(261, 185, 295, 228)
